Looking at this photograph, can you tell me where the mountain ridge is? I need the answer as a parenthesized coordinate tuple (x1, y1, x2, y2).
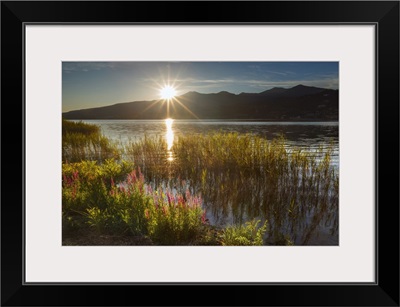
(63, 85, 338, 121)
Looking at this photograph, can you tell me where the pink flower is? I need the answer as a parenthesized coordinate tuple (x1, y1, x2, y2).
(185, 189, 191, 200)
(177, 195, 184, 206)
(128, 170, 137, 184)
(201, 211, 207, 224)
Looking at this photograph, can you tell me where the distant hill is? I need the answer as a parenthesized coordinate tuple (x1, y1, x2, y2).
(62, 85, 338, 121)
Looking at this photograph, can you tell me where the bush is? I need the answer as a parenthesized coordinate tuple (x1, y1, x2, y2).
(146, 189, 206, 245)
(62, 161, 207, 244)
(220, 219, 268, 246)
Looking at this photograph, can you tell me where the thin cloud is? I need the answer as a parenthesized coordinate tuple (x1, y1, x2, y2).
(169, 77, 338, 90)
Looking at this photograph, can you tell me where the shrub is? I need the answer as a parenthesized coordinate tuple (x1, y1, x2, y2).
(220, 219, 268, 246)
(146, 189, 206, 245)
(63, 161, 207, 244)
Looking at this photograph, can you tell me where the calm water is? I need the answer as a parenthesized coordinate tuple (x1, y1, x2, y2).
(76, 119, 339, 245)
(79, 119, 338, 167)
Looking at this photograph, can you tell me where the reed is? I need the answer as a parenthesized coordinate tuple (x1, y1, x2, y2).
(62, 119, 120, 163)
(125, 132, 338, 245)
(62, 120, 338, 245)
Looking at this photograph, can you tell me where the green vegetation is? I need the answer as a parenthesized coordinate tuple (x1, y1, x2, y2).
(62, 119, 338, 245)
(62, 159, 208, 245)
(62, 119, 119, 163)
(126, 132, 338, 245)
(220, 219, 268, 246)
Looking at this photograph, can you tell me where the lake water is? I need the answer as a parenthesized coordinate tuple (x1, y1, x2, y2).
(79, 119, 338, 167)
(75, 119, 339, 245)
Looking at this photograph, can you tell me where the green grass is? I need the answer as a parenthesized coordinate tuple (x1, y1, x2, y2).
(220, 219, 268, 246)
(62, 159, 208, 245)
(125, 132, 338, 244)
(62, 119, 120, 163)
(62, 120, 337, 245)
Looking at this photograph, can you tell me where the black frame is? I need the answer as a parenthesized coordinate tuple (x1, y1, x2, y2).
(1, 1, 399, 306)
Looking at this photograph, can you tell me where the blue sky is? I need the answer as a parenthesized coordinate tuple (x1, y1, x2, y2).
(62, 62, 338, 112)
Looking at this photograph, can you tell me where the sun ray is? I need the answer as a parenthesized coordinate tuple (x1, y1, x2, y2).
(171, 97, 199, 119)
(160, 85, 177, 100)
(140, 98, 165, 115)
(138, 72, 194, 118)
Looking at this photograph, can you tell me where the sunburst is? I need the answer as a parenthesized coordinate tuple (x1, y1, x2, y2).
(160, 86, 176, 100)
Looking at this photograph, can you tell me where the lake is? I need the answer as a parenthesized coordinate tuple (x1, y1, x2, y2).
(75, 119, 339, 245)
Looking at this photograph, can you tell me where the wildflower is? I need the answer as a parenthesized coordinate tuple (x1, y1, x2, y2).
(127, 170, 137, 184)
(72, 170, 79, 180)
(167, 192, 172, 205)
(177, 195, 185, 207)
(185, 189, 191, 200)
(201, 211, 207, 224)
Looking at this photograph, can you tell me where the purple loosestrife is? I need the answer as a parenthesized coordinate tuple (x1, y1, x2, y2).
(167, 192, 173, 206)
(201, 211, 207, 224)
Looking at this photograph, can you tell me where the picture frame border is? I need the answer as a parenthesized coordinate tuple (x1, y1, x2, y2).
(1, 1, 399, 306)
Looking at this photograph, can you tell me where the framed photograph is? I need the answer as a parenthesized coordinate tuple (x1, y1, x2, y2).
(1, 1, 399, 306)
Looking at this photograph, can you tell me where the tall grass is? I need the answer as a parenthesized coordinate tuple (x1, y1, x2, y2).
(62, 120, 337, 245)
(125, 132, 338, 245)
(62, 119, 119, 163)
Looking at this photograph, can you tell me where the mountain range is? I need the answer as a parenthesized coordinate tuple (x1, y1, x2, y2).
(62, 84, 339, 121)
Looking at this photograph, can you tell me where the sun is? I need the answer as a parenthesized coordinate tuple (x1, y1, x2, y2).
(160, 86, 176, 100)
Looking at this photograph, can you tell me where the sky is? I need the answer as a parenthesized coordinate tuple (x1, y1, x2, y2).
(62, 62, 338, 112)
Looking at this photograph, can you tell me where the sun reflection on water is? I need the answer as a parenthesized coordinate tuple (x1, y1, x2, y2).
(165, 118, 174, 161)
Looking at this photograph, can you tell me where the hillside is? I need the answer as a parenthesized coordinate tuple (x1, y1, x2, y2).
(62, 85, 339, 121)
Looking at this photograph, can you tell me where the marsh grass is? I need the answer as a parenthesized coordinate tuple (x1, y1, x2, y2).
(125, 132, 338, 245)
(62, 120, 337, 245)
(62, 119, 120, 163)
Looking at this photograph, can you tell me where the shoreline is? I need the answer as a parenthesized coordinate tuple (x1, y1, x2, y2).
(64, 118, 339, 123)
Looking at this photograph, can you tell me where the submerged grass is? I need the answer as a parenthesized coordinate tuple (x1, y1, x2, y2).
(125, 132, 338, 244)
(62, 119, 120, 163)
(62, 120, 338, 245)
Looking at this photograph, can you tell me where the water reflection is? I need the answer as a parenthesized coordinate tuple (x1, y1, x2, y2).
(165, 118, 174, 161)
(76, 119, 339, 245)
